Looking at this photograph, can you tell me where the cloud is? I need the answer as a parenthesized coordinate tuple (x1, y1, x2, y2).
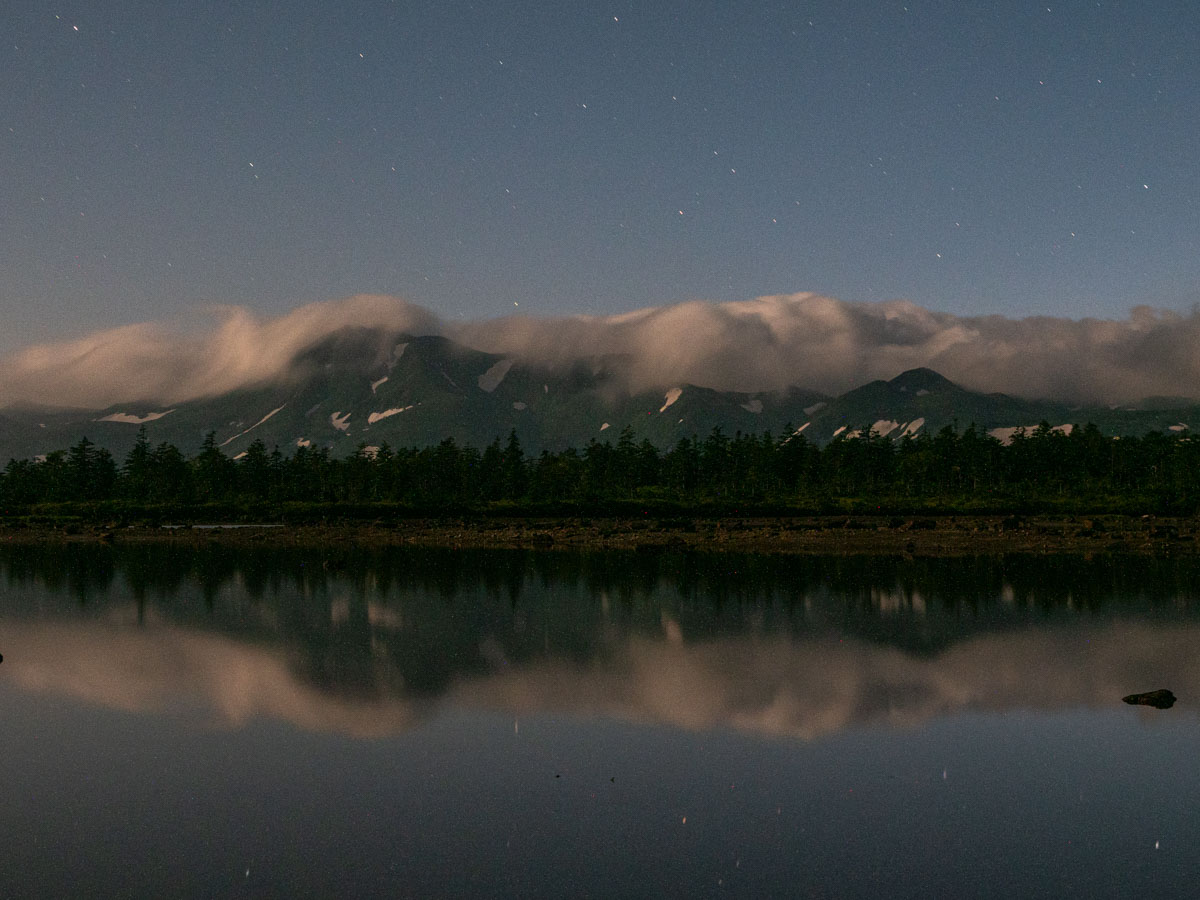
(1, 292, 1199, 407)
(0, 294, 439, 408)
(463, 294, 1200, 403)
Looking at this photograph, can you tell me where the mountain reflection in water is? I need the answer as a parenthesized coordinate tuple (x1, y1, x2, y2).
(2, 545, 1198, 739)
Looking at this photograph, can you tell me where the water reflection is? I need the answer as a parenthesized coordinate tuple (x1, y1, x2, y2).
(2, 545, 1199, 739)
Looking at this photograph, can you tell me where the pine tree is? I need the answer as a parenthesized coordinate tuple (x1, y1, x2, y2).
(122, 426, 153, 501)
(501, 429, 526, 500)
(194, 432, 235, 502)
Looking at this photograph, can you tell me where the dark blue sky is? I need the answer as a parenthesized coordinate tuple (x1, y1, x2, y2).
(3, 0, 1197, 352)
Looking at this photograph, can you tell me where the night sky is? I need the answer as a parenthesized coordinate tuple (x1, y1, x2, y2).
(3, 1, 1198, 354)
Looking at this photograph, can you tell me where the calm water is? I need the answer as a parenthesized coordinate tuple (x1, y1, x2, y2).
(2, 544, 1199, 898)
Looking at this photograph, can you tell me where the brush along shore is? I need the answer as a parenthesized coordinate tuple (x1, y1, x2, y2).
(2, 514, 1198, 556)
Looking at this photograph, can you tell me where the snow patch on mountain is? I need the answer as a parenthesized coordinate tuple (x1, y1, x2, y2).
(96, 409, 176, 425)
(232, 451, 247, 460)
(1169, 423, 1189, 432)
(988, 423, 1074, 445)
(330, 411, 351, 432)
(296, 438, 311, 448)
(832, 426, 847, 438)
(600, 423, 610, 431)
(804, 401, 826, 415)
(780, 422, 811, 444)
(846, 418, 927, 440)
(840, 417, 932, 440)
(220, 405, 285, 446)
(478, 359, 513, 393)
(988, 427, 1024, 444)
(370, 376, 389, 394)
(659, 388, 683, 413)
(367, 406, 413, 424)
(916, 389, 931, 397)
(740, 399, 763, 414)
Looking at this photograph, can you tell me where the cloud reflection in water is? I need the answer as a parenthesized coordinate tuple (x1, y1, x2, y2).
(2, 617, 1194, 741)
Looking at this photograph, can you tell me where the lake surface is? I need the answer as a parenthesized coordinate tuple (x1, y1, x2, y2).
(2, 544, 1199, 898)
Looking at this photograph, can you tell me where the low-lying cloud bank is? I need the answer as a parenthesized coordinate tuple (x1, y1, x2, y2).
(2, 293, 1198, 408)
(0, 295, 440, 409)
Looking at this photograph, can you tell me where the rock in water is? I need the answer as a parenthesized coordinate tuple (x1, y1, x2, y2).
(1122, 689, 1176, 709)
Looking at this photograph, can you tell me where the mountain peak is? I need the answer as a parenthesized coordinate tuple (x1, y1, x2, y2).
(291, 327, 414, 369)
(887, 368, 958, 392)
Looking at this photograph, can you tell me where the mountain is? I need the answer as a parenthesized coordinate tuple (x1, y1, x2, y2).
(1, 330, 1198, 462)
(802, 367, 1063, 442)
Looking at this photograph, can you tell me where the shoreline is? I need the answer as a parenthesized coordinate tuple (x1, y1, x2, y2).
(2, 514, 1198, 556)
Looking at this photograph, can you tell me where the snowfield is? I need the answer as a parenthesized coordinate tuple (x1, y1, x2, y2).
(220, 406, 285, 447)
(478, 359, 513, 393)
(96, 409, 175, 425)
(367, 406, 414, 424)
(988, 424, 1073, 445)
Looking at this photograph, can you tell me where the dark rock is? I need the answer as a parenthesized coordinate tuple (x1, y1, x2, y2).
(1122, 689, 1176, 709)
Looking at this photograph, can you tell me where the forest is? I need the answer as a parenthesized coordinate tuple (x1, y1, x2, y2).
(2, 421, 1200, 517)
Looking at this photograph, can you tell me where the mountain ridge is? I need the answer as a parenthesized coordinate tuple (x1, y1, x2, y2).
(1, 332, 1197, 462)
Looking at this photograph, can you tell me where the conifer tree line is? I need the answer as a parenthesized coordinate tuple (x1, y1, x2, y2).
(2, 422, 1200, 511)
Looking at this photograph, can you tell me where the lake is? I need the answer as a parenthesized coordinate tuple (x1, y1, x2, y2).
(1, 543, 1198, 898)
